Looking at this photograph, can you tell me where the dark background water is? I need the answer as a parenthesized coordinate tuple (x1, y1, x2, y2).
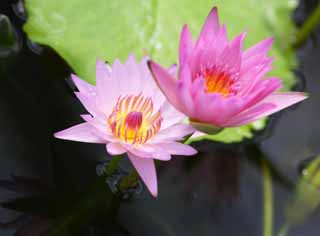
(0, 0, 320, 235)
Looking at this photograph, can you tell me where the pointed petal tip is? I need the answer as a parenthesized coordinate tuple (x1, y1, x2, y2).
(53, 131, 61, 139)
(127, 153, 158, 198)
(210, 6, 218, 15)
(265, 37, 274, 44)
(96, 58, 108, 69)
(151, 188, 158, 197)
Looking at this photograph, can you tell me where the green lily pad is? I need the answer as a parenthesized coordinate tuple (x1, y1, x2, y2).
(23, 0, 297, 143)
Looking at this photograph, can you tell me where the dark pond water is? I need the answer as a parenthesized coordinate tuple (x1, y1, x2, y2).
(0, 0, 320, 235)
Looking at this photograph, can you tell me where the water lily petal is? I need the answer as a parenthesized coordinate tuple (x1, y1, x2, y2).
(106, 142, 126, 155)
(224, 92, 307, 126)
(54, 123, 105, 143)
(179, 24, 194, 64)
(153, 124, 195, 143)
(196, 7, 219, 47)
(159, 142, 197, 156)
(127, 153, 158, 197)
(243, 37, 274, 60)
(74, 92, 100, 116)
(148, 61, 184, 111)
(71, 74, 95, 95)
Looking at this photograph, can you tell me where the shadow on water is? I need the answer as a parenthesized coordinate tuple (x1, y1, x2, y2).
(0, 0, 320, 235)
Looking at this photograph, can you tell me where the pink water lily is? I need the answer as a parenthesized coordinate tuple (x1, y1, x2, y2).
(148, 7, 307, 133)
(54, 56, 197, 197)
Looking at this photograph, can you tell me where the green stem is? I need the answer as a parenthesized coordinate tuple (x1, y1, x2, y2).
(292, 4, 320, 49)
(118, 170, 139, 190)
(262, 159, 273, 236)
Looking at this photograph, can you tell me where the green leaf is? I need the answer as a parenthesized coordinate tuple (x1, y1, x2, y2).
(23, 0, 297, 143)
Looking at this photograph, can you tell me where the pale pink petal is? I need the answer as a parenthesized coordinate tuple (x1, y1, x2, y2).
(158, 142, 197, 156)
(124, 54, 143, 93)
(160, 101, 186, 129)
(127, 153, 158, 197)
(71, 74, 95, 95)
(54, 123, 105, 143)
(179, 24, 194, 64)
(106, 142, 126, 155)
(189, 131, 207, 139)
(114, 58, 132, 95)
(75, 92, 100, 116)
(95, 60, 119, 114)
(125, 146, 152, 158)
(152, 124, 195, 143)
(81, 114, 115, 141)
(124, 145, 170, 161)
(152, 150, 171, 161)
(96, 59, 111, 83)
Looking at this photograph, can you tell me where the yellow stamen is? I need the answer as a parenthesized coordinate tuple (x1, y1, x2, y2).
(108, 94, 162, 144)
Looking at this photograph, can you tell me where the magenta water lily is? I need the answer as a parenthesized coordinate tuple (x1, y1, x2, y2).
(54, 56, 197, 197)
(149, 7, 307, 134)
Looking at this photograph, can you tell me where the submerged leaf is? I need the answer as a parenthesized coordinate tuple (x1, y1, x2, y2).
(23, 0, 297, 143)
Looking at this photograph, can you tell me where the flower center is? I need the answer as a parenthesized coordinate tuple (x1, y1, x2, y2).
(108, 94, 162, 144)
(199, 67, 237, 97)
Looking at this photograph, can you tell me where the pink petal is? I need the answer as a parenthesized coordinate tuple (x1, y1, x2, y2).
(123, 54, 143, 94)
(74, 92, 100, 117)
(191, 79, 245, 126)
(71, 74, 95, 95)
(152, 150, 171, 161)
(219, 33, 245, 73)
(243, 37, 274, 60)
(240, 77, 282, 111)
(239, 63, 273, 96)
(127, 152, 158, 197)
(189, 131, 206, 139)
(223, 103, 276, 127)
(124, 145, 170, 161)
(95, 60, 119, 113)
(106, 142, 126, 155)
(80, 115, 116, 143)
(160, 101, 186, 129)
(168, 64, 177, 77)
(148, 61, 184, 112)
(176, 80, 194, 116)
(159, 142, 197, 156)
(124, 145, 152, 157)
(152, 124, 195, 143)
(179, 24, 194, 64)
(224, 92, 308, 126)
(196, 7, 220, 47)
(54, 123, 106, 143)
(96, 59, 111, 83)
